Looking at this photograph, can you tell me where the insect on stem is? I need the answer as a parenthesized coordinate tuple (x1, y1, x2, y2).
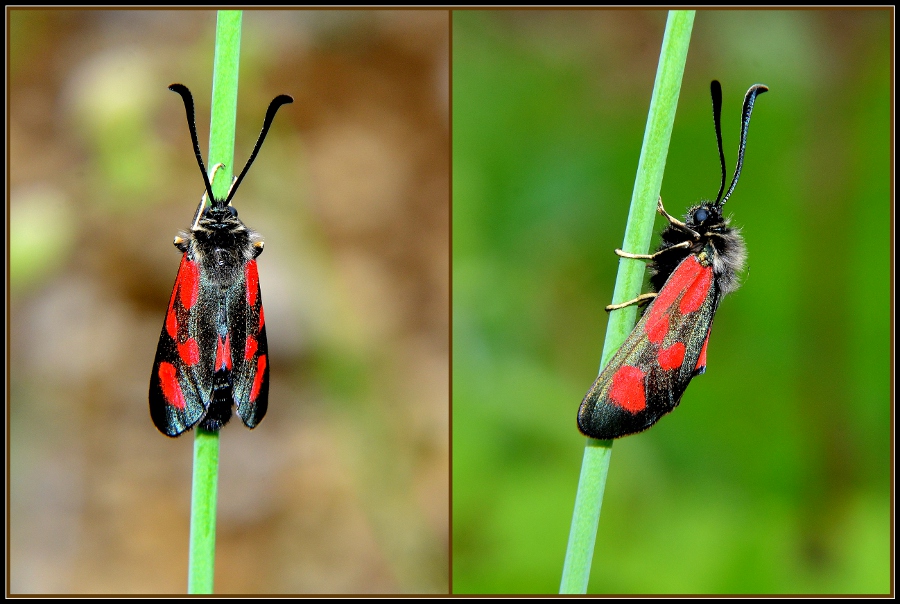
(578, 80, 768, 441)
(150, 83, 292, 438)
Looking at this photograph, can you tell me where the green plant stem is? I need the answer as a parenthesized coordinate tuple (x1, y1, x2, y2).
(188, 428, 221, 594)
(559, 10, 695, 595)
(208, 10, 242, 199)
(187, 9, 242, 595)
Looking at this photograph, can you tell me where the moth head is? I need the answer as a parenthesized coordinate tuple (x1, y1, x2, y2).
(199, 202, 242, 229)
(685, 202, 726, 233)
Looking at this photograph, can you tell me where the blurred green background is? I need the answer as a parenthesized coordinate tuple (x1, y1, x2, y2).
(452, 10, 890, 595)
(10, 9, 448, 594)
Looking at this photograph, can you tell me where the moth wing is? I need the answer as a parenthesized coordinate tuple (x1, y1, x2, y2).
(231, 259, 269, 428)
(149, 253, 219, 437)
(577, 254, 718, 439)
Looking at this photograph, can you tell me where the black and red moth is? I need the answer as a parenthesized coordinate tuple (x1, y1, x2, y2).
(149, 84, 292, 437)
(577, 80, 768, 440)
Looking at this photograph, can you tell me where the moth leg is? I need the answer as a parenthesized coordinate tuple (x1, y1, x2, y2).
(208, 162, 227, 182)
(190, 191, 207, 230)
(657, 196, 700, 239)
(614, 240, 692, 260)
(606, 292, 657, 312)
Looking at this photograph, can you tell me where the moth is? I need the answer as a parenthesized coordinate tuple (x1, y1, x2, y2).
(577, 80, 768, 440)
(149, 84, 292, 437)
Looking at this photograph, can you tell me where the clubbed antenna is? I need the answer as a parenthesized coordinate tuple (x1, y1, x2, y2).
(169, 84, 293, 207)
(169, 84, 216, 205)
(710, 80, 727, 206)
(223, 94, 294, 207)
(718, 82, 769, 207)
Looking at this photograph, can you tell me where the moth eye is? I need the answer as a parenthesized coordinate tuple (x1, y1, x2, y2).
(694, 208, 709, 223)
(228, 206, 238, 217)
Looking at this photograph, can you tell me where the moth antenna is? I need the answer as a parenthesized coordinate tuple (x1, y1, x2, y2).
(719, 83, 769, 207)
(223, 94, 294, 207)
(710, 80, 727, 206)
(168, 84, 217, 207)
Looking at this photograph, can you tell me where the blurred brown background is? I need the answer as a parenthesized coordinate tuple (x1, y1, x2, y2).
(9, 9, 449, 594)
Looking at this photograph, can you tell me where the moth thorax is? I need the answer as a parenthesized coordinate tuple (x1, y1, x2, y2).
(695, 248, 713, 267)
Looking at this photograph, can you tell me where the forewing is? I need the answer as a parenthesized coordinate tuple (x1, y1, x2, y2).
(149, 253, 219, 436)
(232, 259, 269, 428)
(577, 254, 719, 439)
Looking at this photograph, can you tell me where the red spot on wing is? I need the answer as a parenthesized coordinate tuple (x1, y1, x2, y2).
(680, 266, 713, 315)
(224, 334, 232, 370)
(159, 362, 186, 410)
(165, 303, 177, 339)
(164, 270, 180, 338)
(695, 331, 710, 372)
(667, 254, 705, 291)
(644, 258, 700, 342)
(645, 312, 669, 344)
(646, 281, 679, 329)
(166, 255, 199, 339)
(245, 336, 258, 360)
(650, 254, 704, 316)
(658, 342, 686, 371)
(246, 260, 259, 307)
(259, 305, 265, 329)
(215, 335, 233, 371)
(250, 355, 267, 402)
(644, 256, 711, 345)
(178, 257, 200, 310)
(609, 365, 646, 413)
(178, 338, 200, 366)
